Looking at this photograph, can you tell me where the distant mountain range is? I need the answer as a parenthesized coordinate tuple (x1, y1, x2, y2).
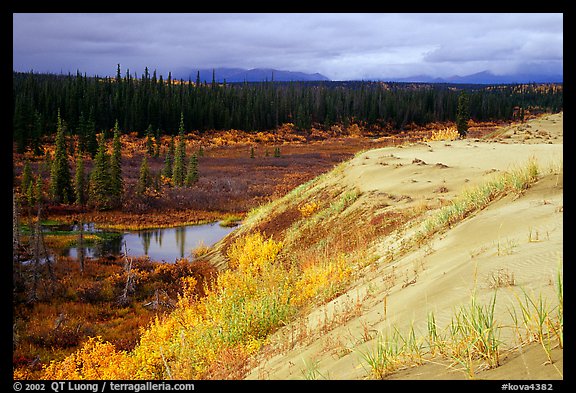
(175, 67, 330, 83)
(173, 67, 562, 85)
(376, 70, 563, 85)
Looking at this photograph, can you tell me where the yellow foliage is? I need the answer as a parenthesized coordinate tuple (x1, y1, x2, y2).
(130, 314, 183, 379)
(330, 124, 344, 135)
(13, 367, 32, 380)
(41, 230, 361, 380)
(293, 254, 354, 307)
(347, 123, 363, 137)
(42, 336, 135, 380)
(177, 276, 199, 305)
(160, 174, 173, 186)
(277, 123, 296, 134)
(426, 126, 460, 141)
(226, 232, 283, 275)
(191, 241, 210, 259)
(298, 201, 320, 218)
(129, 231, 286, 379)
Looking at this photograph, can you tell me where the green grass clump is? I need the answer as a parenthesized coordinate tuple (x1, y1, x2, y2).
(509, 268, 563, 365)
(421, 158, 540, 237)
(358, 329, 404, 379)
(447, 293, 501, 375)
(359, 279, 563, 380)
(219, 214, 244, 227)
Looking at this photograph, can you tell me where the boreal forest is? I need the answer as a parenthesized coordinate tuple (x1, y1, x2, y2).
(13, 66, 563, 156)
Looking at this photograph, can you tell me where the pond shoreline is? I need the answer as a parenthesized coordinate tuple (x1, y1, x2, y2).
(45, 208, 244, 231)
(35, 218, 239, 264)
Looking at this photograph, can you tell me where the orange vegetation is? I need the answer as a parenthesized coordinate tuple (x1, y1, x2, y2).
(13, 255, 217, 379)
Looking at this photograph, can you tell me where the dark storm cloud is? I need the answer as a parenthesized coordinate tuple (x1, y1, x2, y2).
(13, 13, 563, 80)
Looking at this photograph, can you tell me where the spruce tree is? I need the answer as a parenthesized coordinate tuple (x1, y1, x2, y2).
(74, 149, 86, 206)
(456, 91, 470, 137)
(13, 96, 27, 154)
(86, 108, 98, 158)
(145, 124, 155, 156)
(42, 151, 52, 179)
(89, 134, 112, 210)
(162, 136, 175, 179)
(34, 174, 43, 207)
(136, 155, 151, 195)
(110, 121, 123, 204)
(77, 111, 87, 153)
(21, 160, 33, 195)
(153, 128, 161, 158)
(185, 153, 198, 186)
(50, 109, 73, 204)
(172, 113, 187, 186)
(31, 111, 43, 156)
(26, 178, 36, 208)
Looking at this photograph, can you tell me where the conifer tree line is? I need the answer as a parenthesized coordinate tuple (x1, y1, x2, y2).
(18, 110, 200, 211)
(13, 66, 562, 153)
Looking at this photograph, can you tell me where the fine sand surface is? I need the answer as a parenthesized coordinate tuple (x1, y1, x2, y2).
(244, 112, 563, 380)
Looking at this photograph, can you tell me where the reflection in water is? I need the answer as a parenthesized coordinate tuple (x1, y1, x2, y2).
(67, 222, 235, 263)
(63, 234, 124, 259)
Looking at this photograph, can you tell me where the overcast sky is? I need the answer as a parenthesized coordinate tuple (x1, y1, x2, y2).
(12, 13, 563, 81)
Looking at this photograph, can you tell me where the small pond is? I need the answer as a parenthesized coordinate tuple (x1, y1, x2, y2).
(63, 221, 236, 262)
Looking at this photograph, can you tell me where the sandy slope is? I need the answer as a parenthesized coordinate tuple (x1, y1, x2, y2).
(244, 112, 563, 380)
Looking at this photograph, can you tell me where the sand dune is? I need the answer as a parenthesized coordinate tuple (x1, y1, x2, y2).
(244, 112, 563, 380)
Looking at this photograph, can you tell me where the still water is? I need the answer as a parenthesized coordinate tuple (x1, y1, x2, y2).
(65, 222, 236, 262)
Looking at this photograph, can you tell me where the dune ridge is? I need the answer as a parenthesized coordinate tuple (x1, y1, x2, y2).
(237, 112, 563, 380)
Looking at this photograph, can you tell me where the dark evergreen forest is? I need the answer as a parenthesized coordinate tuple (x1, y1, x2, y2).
(13, 66, 563, 154)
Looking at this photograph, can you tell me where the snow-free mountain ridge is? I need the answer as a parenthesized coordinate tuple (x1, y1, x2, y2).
(174, 67, 562, 84)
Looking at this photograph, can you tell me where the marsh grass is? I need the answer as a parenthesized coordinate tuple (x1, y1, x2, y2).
(219, 214, 244, 228)
(288, 188, 361, 238)
(243, 174, 325, 228)
(395, 323, 425, 365)
(555, 268, 563, 349)
(426, 312, 440, 356)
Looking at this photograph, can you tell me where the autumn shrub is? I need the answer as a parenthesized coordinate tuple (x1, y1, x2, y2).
(293, 253, 354, 307)
(191, 241, 211, 258)
(426, 126, 460, 142)
(27, 315, 84, 350)
(113, 231, 290, 379)
(40, 229, 363, 379)
(347, 123, 363, 137)
(298, 201, 320, 218)
(226, 231, 283, 274)
(43, 336, 135, 379)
